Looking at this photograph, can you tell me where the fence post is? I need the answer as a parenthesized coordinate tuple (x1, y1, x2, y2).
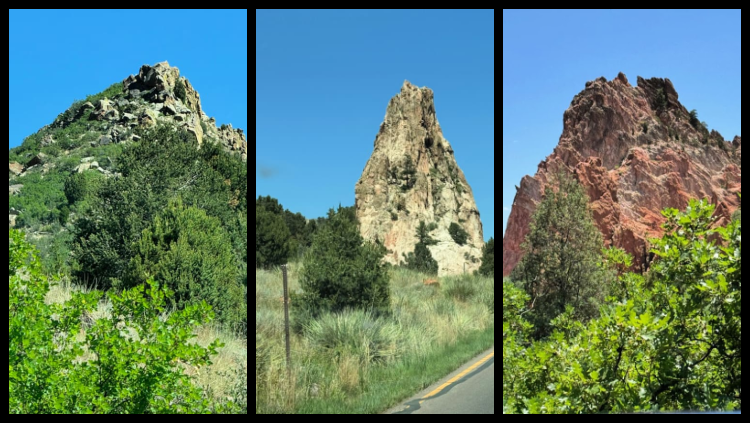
(282, 264, 292, 375)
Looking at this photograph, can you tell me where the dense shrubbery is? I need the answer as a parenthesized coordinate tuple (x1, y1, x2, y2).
(10, 229, 241, 414)
(70, 125, 247, 330)
(503, 199, 742, 414)
(295, 206, 390, 320)
(124, 200, 246, 326)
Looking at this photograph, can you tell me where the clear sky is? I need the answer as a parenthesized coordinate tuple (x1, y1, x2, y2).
(9, 9, 248, 149)
(502, 9, 742, 236)
(256, 10, 495, 241)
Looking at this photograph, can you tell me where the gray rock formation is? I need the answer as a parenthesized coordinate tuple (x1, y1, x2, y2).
(355, 81, 484, 276)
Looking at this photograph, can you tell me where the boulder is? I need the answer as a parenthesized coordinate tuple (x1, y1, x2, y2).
(9, 162, 23, 177)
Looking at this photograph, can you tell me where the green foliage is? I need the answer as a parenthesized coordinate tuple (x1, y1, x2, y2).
(653, 87, 667, 111)
(689, 109, 702, 130)
(402, 243, 439, 276)
(399, 154, 417, 192)
(64, 171, 103, 205)
(256, 201, 292, 268)
(295, 206, 391, 318)
(72, 125, 247, 294)
(478, 237, 495, 277)
(511, 171, 609, 337)
(9, 172, 67, 228)
(123, 200, 246, 326)
(402, 221, 439, 276)
(641, 122, 649, 134)
(503, 199, 741, 414)
(175, 78, 188, 103)
(9, 229, 230, 414)
(449, 222, 469, 245)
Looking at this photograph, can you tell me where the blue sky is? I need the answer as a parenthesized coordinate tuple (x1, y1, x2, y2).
(9, 9, 247, 149)
(502, 9, 742, 236)
(256, 10, 495, 241)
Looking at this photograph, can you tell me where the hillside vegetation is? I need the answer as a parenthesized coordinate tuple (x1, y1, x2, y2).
(503, 192, 741, 413)
(9, 73, 247, 414)
(256, 263, 494, 414)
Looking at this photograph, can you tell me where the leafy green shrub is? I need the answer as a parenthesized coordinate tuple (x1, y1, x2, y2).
(9, 172, 67, 228)
(295, 206, 390, 318)
(503, 199, 741, 413)
(64, 172, 102, 205)
(449, 222, 469, 245)
(123, 200, 246, 326)
(9, 229, 226, 414)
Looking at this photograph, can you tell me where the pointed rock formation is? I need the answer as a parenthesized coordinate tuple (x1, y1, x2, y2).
(355, 81, 484, 275)
(503, 74, 741, 277)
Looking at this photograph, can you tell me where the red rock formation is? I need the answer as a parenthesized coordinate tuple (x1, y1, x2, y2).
(503, 73, 741, 277)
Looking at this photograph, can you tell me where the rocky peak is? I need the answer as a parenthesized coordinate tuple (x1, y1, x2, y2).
(503, 73, 741, 277)
(355, 81, 484, 276)
(120, 62, 245, 160)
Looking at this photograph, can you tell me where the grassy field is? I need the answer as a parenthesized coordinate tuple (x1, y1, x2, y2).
(255, 264, 495, 414)
(45, 279, 248, 411)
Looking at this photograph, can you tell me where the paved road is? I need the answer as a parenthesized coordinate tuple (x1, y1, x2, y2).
(387, 348, 495, 415)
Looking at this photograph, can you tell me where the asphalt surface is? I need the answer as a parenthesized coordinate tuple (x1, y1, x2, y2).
(387, 347, 495, 415)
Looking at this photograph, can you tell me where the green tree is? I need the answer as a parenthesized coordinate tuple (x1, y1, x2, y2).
(295, 206, 390, 317)
(449, 222, 469, 245)
(255, 204, 291, 268)
(402, 221, 439, 276)
(478, 237, 494, 277)
(124, 200, 246, 325)
(511, 171, 608, 336)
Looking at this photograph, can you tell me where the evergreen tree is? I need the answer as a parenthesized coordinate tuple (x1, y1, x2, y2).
(478, 237, 494, 277)
(124, 200, 245, 325)
(295, 206, 390, 316)
(402, 221, 439, 276)
(511, 171, 607, 336)
(449, 222, 469, 245)
(255, 204, 291, 268)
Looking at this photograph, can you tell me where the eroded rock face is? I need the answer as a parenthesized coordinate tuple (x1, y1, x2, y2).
(503, 73, 741, 277)
(356, 81, 484, 276)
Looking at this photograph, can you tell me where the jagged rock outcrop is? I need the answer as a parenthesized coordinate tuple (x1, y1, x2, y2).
(503, 73, 741, 277)
(355, 81, 484, 276)
(120, 61, 246, 159)
(47, 61, 246, 162)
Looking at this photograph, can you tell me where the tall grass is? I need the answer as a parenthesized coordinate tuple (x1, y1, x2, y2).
(255, 264, 495, 414)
